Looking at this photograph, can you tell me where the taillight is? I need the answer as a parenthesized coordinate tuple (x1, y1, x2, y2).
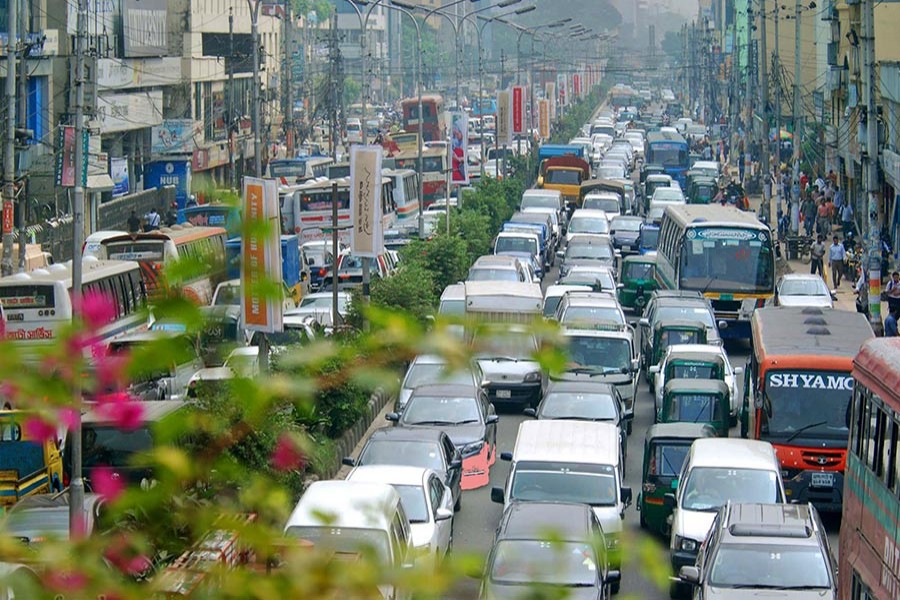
(756, 298, 766, 308)
(318, 268, 327, 276)
(63, 472, 70, 487)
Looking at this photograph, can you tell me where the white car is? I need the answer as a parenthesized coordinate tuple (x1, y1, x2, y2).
(287, 292, 350, 329)
(345, 465, 454, 565)
(650, 344, 743, 422)
(187, 347, 261, 396)
(651, 187, 686, 205)
(775, 274, 835, 308)
(397, 354, 483, 412)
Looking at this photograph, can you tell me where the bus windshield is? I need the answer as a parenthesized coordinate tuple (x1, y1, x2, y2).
(762, 370, 853, 442)
(648, 143, 688, 167)
(104, 241, 165, 262)
(544, 170, 581, 185)
(679, 227, 774, 293)
(300, 189, 350, 212)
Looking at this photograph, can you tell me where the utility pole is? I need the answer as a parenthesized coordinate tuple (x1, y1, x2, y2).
(328, 13, 341, 162)
(774, 2, 782, 204)
(861, 0, 882, 333)
(228, 8, 237, 191)
(69, 0, 87, 538)
(792, 0, 802, 188)
(250, 0, 262, 177)
(284, 0, 294, 156)
(745, 3, 754, 187)
(2, 0, 18, 277)
(758, 0, 771, 224)
(17, 0, 28, 273)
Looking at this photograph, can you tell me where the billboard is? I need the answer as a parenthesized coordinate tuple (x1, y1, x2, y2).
(350, 146, 384, 258)
(450, 111, 468, 185)
(512, 86, 525, 135)
(122, 0, 168, 58)
(110, 158, 130, 197)
(496, 89, 512, 146)
(151, 120, 196, 155)
(55, 125, 87, 188)
(241, 177, 283, 334)
(558, 74, 568, 107)
(538, 100, 550, 140)
(145, 160, 192, 209)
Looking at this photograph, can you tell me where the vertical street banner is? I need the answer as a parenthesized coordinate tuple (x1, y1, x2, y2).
(557, 74, 568, 108)
(242, 177, 284, 334)
(573, 74, 581, 98)
(350, 145, 384, 258)
(538, 99, 550, 140)
(511, 86, 525, 135)
(496, 89, 512, 146)
(546, 82, 556, 120)
(56, 125, 88, 188)
(450, 111, 469, 184)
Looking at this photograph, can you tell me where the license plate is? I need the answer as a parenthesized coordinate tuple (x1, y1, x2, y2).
(496, 389, 512, 399)
(811, 472, 834, 488)
(622, 245, 631, 252)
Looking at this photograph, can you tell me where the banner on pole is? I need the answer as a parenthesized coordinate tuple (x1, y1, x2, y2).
(546, 82, 556, 120)
(557, 74, 568, 107)
(539, 100, 550, 140)
(512, 86, 525, 135)
(350, 145, 384, 257)
(242, 176, 283, 334)
(573, 74, 581, 98)
(450, 111, 469, 184)
(497, 89, 512, 146)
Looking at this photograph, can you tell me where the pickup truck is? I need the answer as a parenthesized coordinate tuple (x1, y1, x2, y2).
(0, 411, 64, 508)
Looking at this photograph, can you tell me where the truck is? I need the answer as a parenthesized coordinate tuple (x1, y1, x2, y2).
(537, 155, 591, 211)
(0, 411, 64, 508)
(537, 144, 585, 162)
(224, 235, 307, 307)
(464, 281, 543, 323)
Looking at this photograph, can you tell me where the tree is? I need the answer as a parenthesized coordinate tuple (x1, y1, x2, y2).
(292, 0, 333, 22)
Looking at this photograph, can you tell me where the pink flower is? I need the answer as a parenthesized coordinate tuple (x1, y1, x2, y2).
(271, 434, 306, 472)
(59, 407, 80, 429)
(95, 392, 144, 431)
(81, 290, 116, 331)
(44, 570, 88, 593)
(23, 416, 56, 442)
(91, 467, 125, 503)
(94, 353, 130, 391)
(104, 535, 153, 578)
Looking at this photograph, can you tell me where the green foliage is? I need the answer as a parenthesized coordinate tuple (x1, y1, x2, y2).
(369, 264, 436, 323)
(342, 78, 361, 106)
(290, 354, 372, 439)
(292, 0, 333, 21)
(400, 234, 469, 299)
(450, 209, 493, 264)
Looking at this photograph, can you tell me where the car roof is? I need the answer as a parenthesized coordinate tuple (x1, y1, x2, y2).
(779, 273, 827, 283)
(664, 378, 730, 395)
(571, 209, 610, 219)
(563, 328, 632, 341)
(721, 503, 818, 546)
(497, 501, 595, 541)
(513, 420, 620, 464)
(560, 293, 621, 308)
(645, 422, 718, 442)
(545, 380, 617, 395)
(545, 284, 592, 298)
(408, 383, 478, 398)
(664, 345, 726, 362)
(285, 480, 400, 531)
(82, 400, 184, 424)
(11, 491, 104, 512)
(567, 235, 613, 246)
(472, 255, 521, 268)
(346, 465, 433, 487)
(367, 426, 447, 444)
(688, 438, 778, 469)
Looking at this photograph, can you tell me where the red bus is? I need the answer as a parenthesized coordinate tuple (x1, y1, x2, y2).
(746, 307, 874, 512)
(840, 337, 900, 600)
(400, 94, 445, 143)
(393, 148, 447, 209)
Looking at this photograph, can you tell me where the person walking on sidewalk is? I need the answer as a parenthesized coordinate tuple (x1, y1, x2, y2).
(810, 235, 826, 277)
(886, 271, 900, 314)
(840, 202, 854, 236)
(885, 306, 899, 338)
(816, 200, 831, 237)
(801, 196, 816, 236)
(829, 236, 847, 287)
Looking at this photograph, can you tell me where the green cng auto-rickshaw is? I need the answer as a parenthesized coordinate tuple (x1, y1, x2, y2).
(655, 379, 731, 436)
(645, 320, 709, 387)
(617, 255, 657, 311)
(638, 422, 717, 536)
(687, 176, 719, 205)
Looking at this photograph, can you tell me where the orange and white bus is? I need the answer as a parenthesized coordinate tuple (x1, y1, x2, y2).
(99, 225, 228, 305)
(393, 148, 447, 209)
(745, 307, 874, 512)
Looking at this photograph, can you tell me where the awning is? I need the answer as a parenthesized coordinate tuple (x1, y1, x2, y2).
(86, 174, 115, 192)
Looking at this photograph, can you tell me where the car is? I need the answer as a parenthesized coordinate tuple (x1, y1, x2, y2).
(302, 240, 346, 291)
(343, 427, 463, 511)
(345, 465, 454, 566)
(286, 291, 350, 329)
(493, 232, 544, 278)
(3, 492, 106, 543)
(386, 383, 499, 490)
(677, 502, 837, 598)
(557, 266, 618, 294)
(187, 346, 261, 398)
(638, 222, 660, 254)
(558, 234, 617, 278)
(479, 501, 620, 599)
(639, 291, 721, 363)
(609, 215, 643, 254)
(474, 326, 545, 409)
(542, 284, 592, 319)
(775, 274, 835, 308)
(582, 192, 622, 217)
(596, 164, 627, 180)
(555, 290, 628, 331)
(467, 255, 531, 283)
(651, 343, 743, 422)
(651, 187, 686, 205)
(566, 209, 611, 242)
(525, 380, 628, 465)
(396, 354, 484, 412)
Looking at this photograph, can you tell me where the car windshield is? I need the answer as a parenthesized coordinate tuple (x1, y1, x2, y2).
(402, 396, 481, 425)
(359, 440, 445, 473)
(761, 370, 853, 441)
(540, 392, 618, 421)
(476, 332, 537, 360)
(403, 363, 473, 389)
(490, 540, 598, 586)
(670, 362, 718, 379)
(82, 425, 153, 470)
(657, 306, 715, 329)
(612, 218, 642, 232)
(584, 198, 620, 213)
(521, 197, 559, 210)
(543, 296, 563, 318)
(598, 167, 623, 179)
(566, 336, 631, 372)
(666, 394, 722, 422)
(679, 227, 775, 294)
(393, 484, 429, 524)
(653, 189, 684, 202)
(213, 285, 240, 306)
(681, 467, 780, 511)
(708, 544, 831, 589)
(647, 442, 690, 477)
(569, 217, 609, 235)
(545, 170, 582, 185)
(285, 526, 390, 560)
(567, 243, 613, 260)
(511, 461, 618, 506)
(779, 279, 828, 297)
(641, 228, 659, 249)
(496, 237, 538, 256)
(301, 295, 348, 312)
(625, 262, 654, 280)
(467, 268, 520, 282)
(561, 306, 623, 326)
(660, 329, 703, 347)
(439, 299, 465, 316)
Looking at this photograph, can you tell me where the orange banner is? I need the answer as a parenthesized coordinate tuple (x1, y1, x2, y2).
(242, 182, 268, 329)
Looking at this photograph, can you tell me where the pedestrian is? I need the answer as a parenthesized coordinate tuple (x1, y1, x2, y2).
(828, 235, 847, 286)
(840, 201, 854, 236)
(127, 210, 141, 233)
(886, 271, 900, 314)
(810, 234, 826, 277)
(800, 171, 809, 194)
(816, 200, 831, 237)
(144, 207, 161, 232)
(827, 169, 838, 187)
(814, 173, 826, 192)
(854, 266, 869, 316)
(801, 196, 816, 236)
(885, 306, 899, 338)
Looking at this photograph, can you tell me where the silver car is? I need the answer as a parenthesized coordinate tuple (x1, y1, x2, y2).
(775, 274, 835, 308)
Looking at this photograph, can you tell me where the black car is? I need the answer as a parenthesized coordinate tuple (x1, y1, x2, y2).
(480, 501, 620, 599)
(525, 380, 629, 469)
(609, 215, 643, 255)
(342, 426, 463, 511)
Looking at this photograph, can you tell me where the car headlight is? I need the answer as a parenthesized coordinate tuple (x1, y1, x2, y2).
(524, 371, 542, 383)
(606, 534, 621, 549)
(460, 441, 484, 458)
(674, 536, 698, 553)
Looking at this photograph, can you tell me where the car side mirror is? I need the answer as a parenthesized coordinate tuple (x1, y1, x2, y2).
(679, 565, 701, 584)
(385, 412, 400, 422)
(490, 487, 505, 504)
(341, 457, 356, 467)
(556, 250, 565, 259)
(831, 291, 838, 301)
(733, 366, 743, 376)
(620, 486, 633, 507)
(500, 451, 513, 462)
(639, 317, 650, 328)
(486, 414, 499, 425)
(717, 320, 728, 329)
(617, 283, 625, 290)
(631, 359, 640, 372)
(604, 570, 622, 585)
(435, 507, 453, 522)
(523, 407, 537, 418)
(664, 492, 677, 509)
(649, 365, 660, 374)
(449, 458, 462, 470)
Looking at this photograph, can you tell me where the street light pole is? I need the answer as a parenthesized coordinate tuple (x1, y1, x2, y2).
(249, 0, 263, 177)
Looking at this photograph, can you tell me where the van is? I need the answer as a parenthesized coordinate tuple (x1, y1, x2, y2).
(107, 331, 205, 401)
(284, 479, 413, 594)
(346, 118, 363, 145)
(492, 420, 632, 576)
(664, 438, 785, 596)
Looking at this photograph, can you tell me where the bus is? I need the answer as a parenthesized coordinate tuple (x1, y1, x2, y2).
(472, 98, 497, 118)
(655, 205, 775, 339)
(383, 168, 420, 231)
(645, 130, 690, 188)
(181, 203, 241, 236)
(281, 177, 397, 245)
(400, 94, 445, 142)
(393, 148, 447, 209)
(265, 156, 334, 185)
(0, 259, 147, 348)
(747, 307, 874, 513)
(840, 337, 900, 600)
(99, 225, 228, 305)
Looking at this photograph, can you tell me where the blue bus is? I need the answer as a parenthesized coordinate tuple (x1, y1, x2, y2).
(181, 203, 241, 236)
(472, 98, 497, 117)
(644, 131, 690, 188)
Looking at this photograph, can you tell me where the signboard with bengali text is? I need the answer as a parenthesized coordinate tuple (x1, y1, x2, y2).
(539, 100, 550, 140)
(497, 90, 512, 146)
(512, 86, 525, 135)
(350, 146, 384, 258)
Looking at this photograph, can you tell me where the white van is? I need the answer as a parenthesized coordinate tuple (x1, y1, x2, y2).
(492, 420, 632, 576)
(346, 118, 363, 145)
(284, 480, 413, 596)
(665, 438, 785, 592)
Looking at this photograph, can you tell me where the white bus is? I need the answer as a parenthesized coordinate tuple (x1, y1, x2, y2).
(383, 168, 420, 232)
(655, 204, 775, 339)
(0, 258, 147, 347)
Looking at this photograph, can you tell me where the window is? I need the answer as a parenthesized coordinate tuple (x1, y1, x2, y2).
(888, 418, 899, 493)
(851, 571, 876, 600)
(428, 477, 443, 514)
